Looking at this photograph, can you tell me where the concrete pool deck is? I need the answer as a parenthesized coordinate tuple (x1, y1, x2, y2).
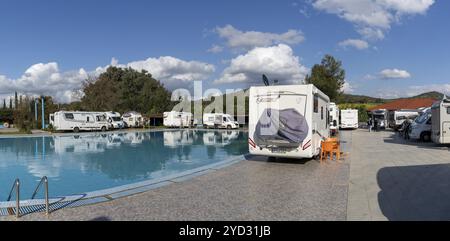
(1, 129, 450, 221)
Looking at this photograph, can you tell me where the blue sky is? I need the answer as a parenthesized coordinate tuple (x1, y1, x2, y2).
(0, 0, 448, 102)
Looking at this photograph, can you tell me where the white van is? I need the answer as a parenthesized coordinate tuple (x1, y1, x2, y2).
(105, 112, 125, 129)
(431, 98, 450, 144)
(371, 109, 388, 129)
(329, 103, 340, 135)
(249, 84, 330, 159)
(410, 108, 432, 142)
(340, 109, 359, 129)
(122, 111, 144, 128)
(164, 111, 193, 128)
(50, 111, 109, 133)
(203, 113, 239, 129)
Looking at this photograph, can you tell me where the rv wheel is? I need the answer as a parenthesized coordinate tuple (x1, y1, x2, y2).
(101, 126, 107, 132)
(73, 127, 80, 133)
(227, 125, 232, 129)
(421, 132, 431, 142)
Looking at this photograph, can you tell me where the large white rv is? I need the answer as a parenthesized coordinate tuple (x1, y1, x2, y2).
(203, 113, 239, 129)
(388, 110, 420, 130)
(329, 103, 340, 135)
(122, 111, 144, 128)
(249, 84, 330, 159)
(50, 111, 109, 133)
(410, 108, 432, 142)
(431, 98, 450, 144)
(163, 111, 193, 128)
(371, 109, 388, 129)
(105, 111, 125, 129)
(340, 109, 359, 129)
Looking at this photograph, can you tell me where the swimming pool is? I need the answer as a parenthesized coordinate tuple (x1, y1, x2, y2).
(0, 130, 248, 201)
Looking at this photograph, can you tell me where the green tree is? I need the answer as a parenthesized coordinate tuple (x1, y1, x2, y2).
(9, 98, 12, 109)
(2, 99, 5, 109)
(14, 92, 18, 109)
(305, 55, 346, 102)
(80, 67, 173, 115)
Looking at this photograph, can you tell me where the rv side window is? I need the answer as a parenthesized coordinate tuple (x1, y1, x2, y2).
(447, 107, 450, 115)
(65, 113, 74, 120)
(314, 95, 319, 113)
(87, 117, 90, 122)
(321, 107, 324, 120)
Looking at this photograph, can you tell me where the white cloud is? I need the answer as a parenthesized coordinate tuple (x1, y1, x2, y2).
(311, 0, 435, 40)
(207, 45, 224, 53)
(338, 39, 369, 50)
(0, 57, 215, 103)
(380, 68, 411, 79)
(214, 44, 309, 85)
(342, 81, 355, 93)
(215, 25, 305, 51)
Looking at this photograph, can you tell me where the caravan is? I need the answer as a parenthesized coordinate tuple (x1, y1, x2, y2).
(163, 111, 193, 128)
(410, 108, 432, 142)
(329, 103, 340, 135)
(203, 113, 239, 129)
(122, 111, 144, 128)
(105, 112, 125, 129)
(388, 110, 420, 131)
(340, 109, 359, 129)
(249, 84, 330, 159)
(50, 111, 109, 133)
(431, 98, 450, 144)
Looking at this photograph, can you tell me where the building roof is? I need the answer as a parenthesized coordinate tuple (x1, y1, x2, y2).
(368, 98, 438, 111)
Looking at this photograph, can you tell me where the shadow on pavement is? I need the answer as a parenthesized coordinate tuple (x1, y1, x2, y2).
(378, 164, 450, 221)
(90, 216, 111, 221)
(383, 133, 450, 151)
(245, 155, 311, 165)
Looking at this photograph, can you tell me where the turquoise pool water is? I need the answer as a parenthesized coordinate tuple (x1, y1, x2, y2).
(0, 130, 248, 200)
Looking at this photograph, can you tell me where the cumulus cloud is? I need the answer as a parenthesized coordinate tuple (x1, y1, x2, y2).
(380, 68, 411, 79)
(0, 57, 215, 103)
(207, 45, 224, 53)
(338, 39, 369, 50)
(342, 82, 355, 93)
(214, 44, 309, 85)
(311, 0, 435, 40)
(215, 25, 305, 51)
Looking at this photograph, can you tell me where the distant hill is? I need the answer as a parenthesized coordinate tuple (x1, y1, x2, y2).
(338, 91, 445, 104)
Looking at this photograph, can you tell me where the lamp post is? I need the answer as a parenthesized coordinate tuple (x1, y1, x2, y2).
(41, 96, 45, 130)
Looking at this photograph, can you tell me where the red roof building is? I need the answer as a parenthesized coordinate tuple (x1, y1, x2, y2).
(368, 98, 438, 111)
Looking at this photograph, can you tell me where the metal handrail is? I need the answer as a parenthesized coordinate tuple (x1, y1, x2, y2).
(31, 176, 50, 215)
(6, 179, 20, 218)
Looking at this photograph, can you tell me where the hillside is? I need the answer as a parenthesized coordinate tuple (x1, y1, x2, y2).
(338, 91, 445, 104)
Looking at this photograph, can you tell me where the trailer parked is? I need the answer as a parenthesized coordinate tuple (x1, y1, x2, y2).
(163, 111, 193, 128)
(340, 109, 359, 129)
(388, 110, 420, 131)
(329, 103, 340, 135)
(249, 84, 330, 159)
(50, 111, 109, 133)
(122, 111, 144, 128)
(203, 113, 239, 129)
(431, 98, 450, 144)
(105, 111, 125, 129)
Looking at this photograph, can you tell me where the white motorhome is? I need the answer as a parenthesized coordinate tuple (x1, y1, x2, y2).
(388, 110, 420, 130)
(431, 98, 450, 144)
(371, 109, 388, 129)
(410, 108, 432, 142)
(105, 112, 125, 129)
(50, 111, 109, 133)
(203, 130, 240, 146)
(203, 113, 239, 129)
(329, 103, 340, 135)
(340, 109, 359, 129)
(163, 111, 193, 128)
(122, 111, 144, 128)
(249, 84, 330, 159)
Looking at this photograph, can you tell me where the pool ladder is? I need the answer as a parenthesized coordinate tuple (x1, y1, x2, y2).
(7, 176, 50, 218)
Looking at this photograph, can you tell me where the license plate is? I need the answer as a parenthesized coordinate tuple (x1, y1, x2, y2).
(271, 149, 288, 154)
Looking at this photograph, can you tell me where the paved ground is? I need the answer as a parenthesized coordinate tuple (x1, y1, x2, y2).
(347, 130, 450, 221)
(2, 129, 450, 221)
